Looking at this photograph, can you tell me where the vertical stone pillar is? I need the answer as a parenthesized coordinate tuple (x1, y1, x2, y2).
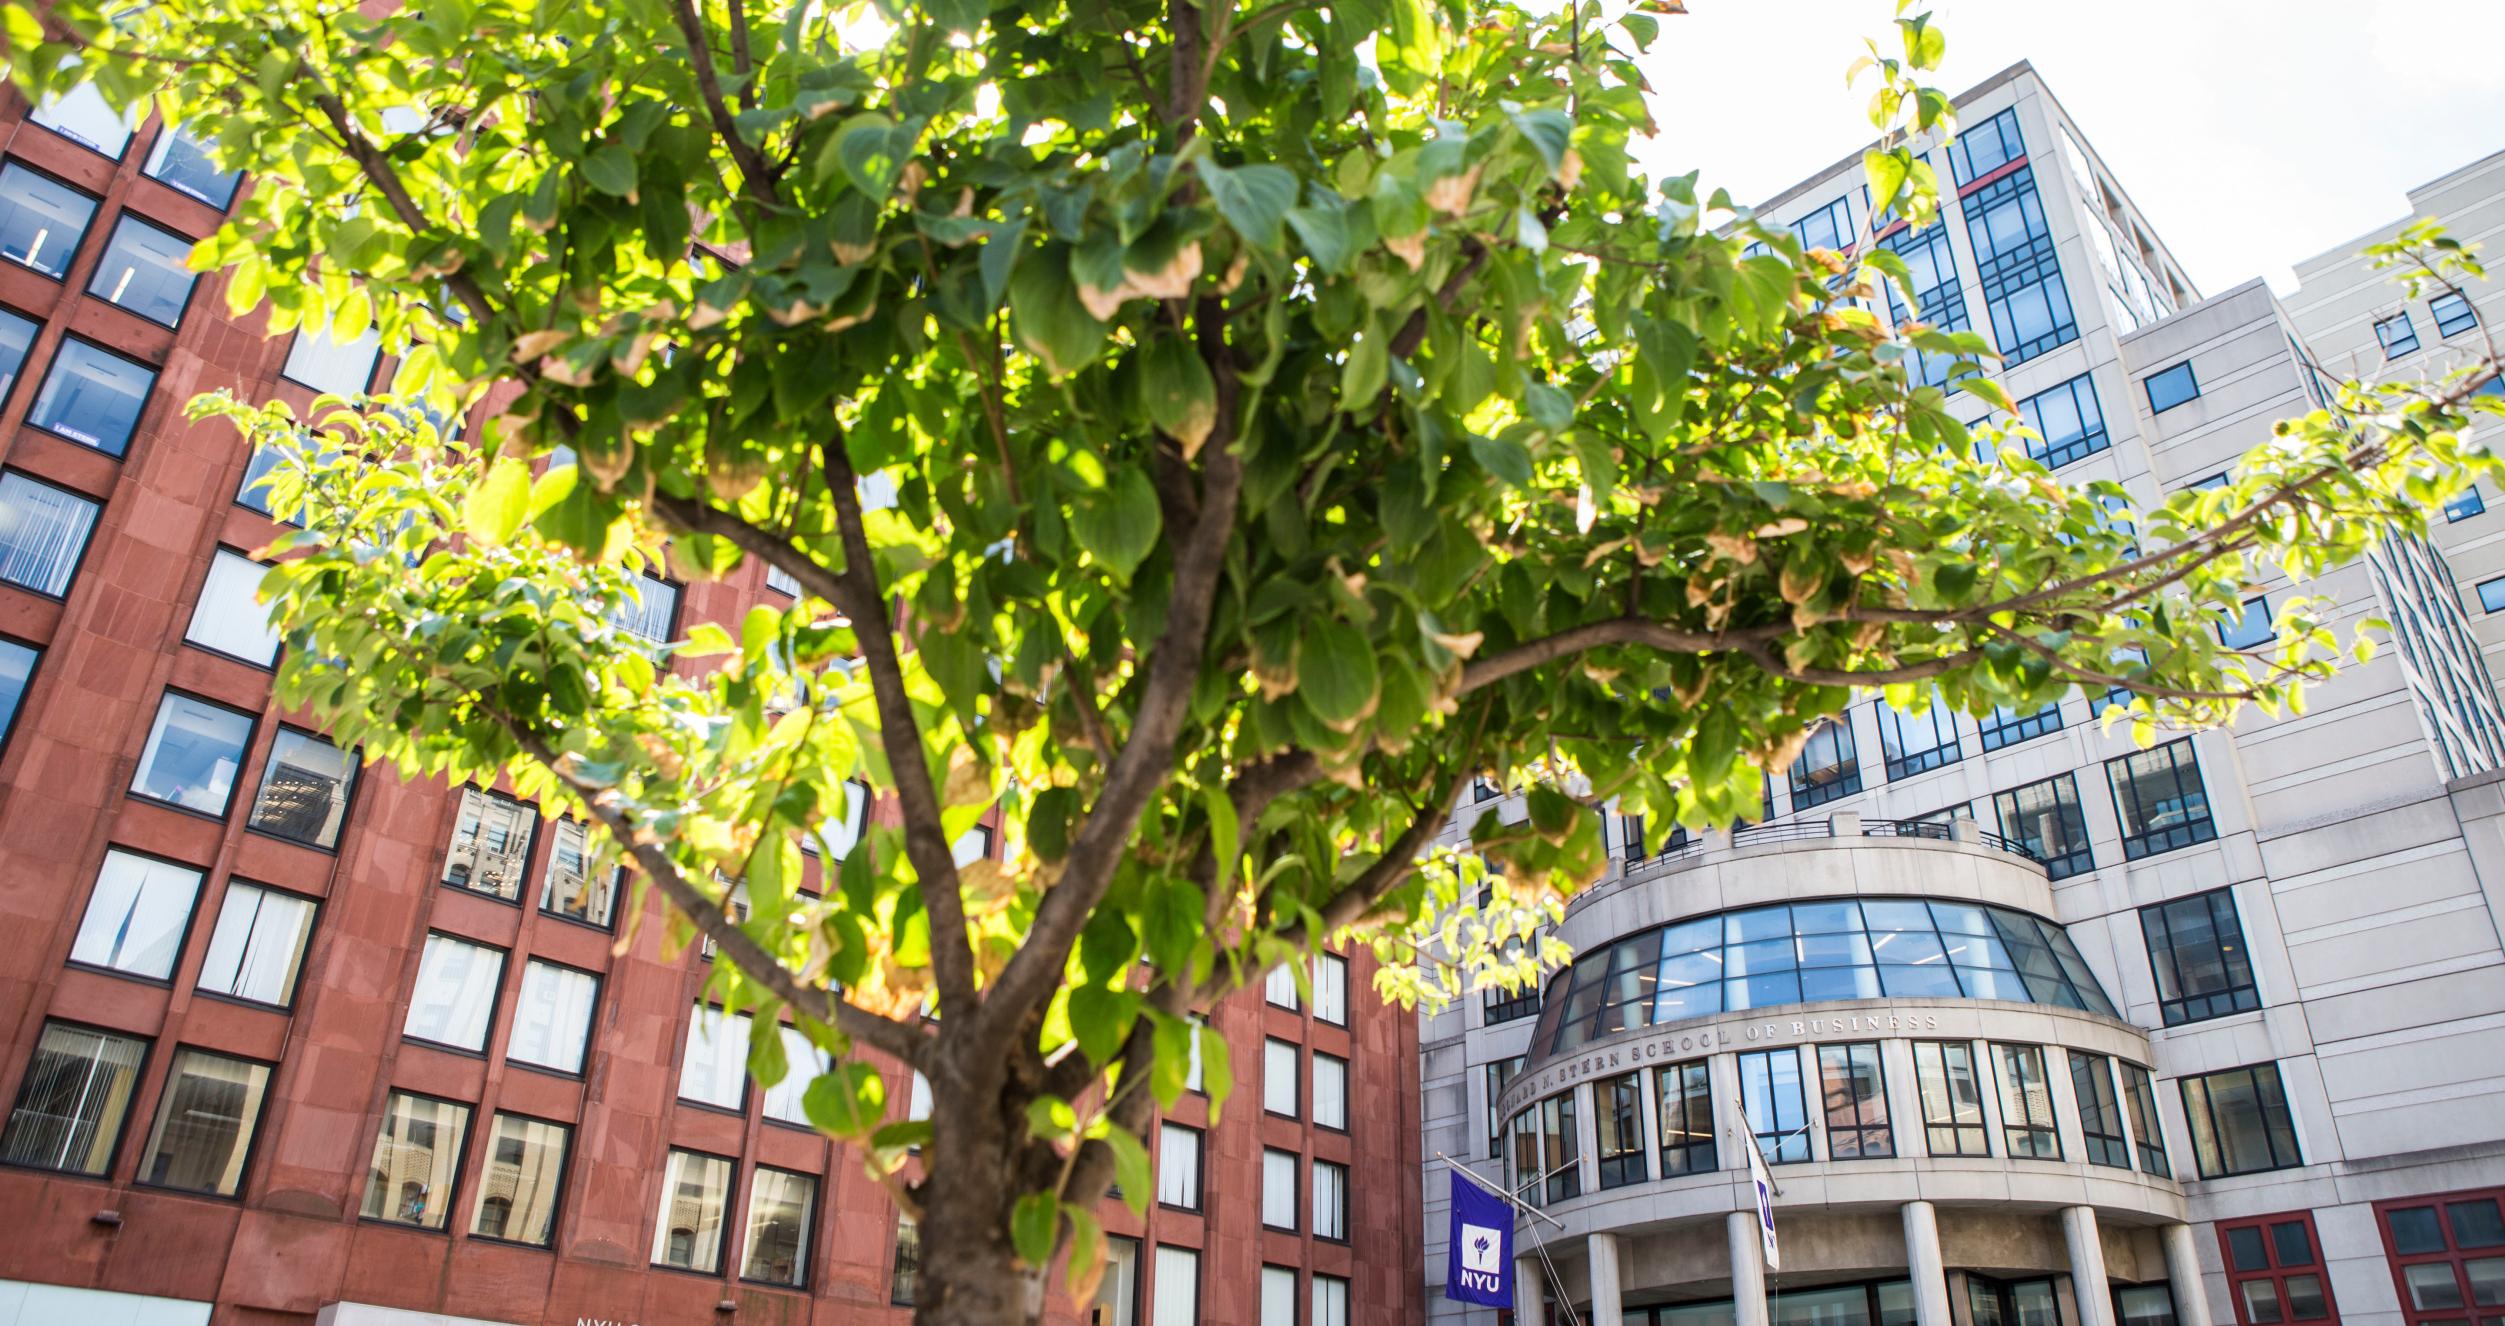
(2063, 1206, 2117, 1326)
(1902, 1200, 1953, 1326)
(1589, 1232, 1626, 1326)
(1517, 1251, 1547, 1326)
(1729, 1210, 1771, 1326)
(2164, 1222, 2216, 1326)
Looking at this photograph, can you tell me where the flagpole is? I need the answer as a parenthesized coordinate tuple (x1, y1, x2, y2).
(1435, 1151, 1582, 1326)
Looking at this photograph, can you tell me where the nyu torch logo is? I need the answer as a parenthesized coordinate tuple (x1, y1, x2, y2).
(1457, 1222, 1503, 1287)
(1445, 1170, 1513, 1307)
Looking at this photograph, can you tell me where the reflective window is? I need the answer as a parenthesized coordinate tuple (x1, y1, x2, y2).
(1947, 107, 2027, 184)
(403, 932, 504, 1052)
(0, 471, 99, 597)
(2220, 596, 2275, 650)
(679, 1005, 752, 1110)
(2445, 489, 2484, 523)
(2146, 361, 2201, 413)
(1, 1021, 147, 1174)
(470, 1114, 567, 1246)
(2180, 1063, 2303, 1178)
(2119, 1061, 2171, 1177)
(1263, 1037, 1298, 1117)
(759, 1023, 831, 1127)
(360, 1091, 471, 1229)
(1486, 1055, 1525, 1158)
(137, 1048, 270, 1196)
(1508, 1091, 1579, 1205)
(1879, 221, 1973, 388)
(1740, 1048, 1812, 1163)
(1993, 1044, 2060, 1159)
(1790, 718, 1862, 809)
(890, 1214, 921, 1305)
(1312, 1158, 1349, 1240)
(2221, 1212, 2335, 1326)
(2433, 293, 2479, 339)
(2482, 577, 2505, 615)
(1261, 1148, 1298, 1230)
(2108, 738, 2217, 859)
(0, 307, 34, 408)
(27, 337, 156, 455)
(742, 1168, 816, 1286)
(1819, 1043, 1893, 1159)
(1877, 698, 1961, 779)
(508, 960, 597, 1075)
(2141, 887, 2261, 1025)
(1978, 702, 2062, 752)
(186, 548, 281, 665)
(2015, 374, 2108, 467)
(1595, 1070, 1647, 1188)
(0, 163, 96, 278)
(1313, 951, 1349, 1025)
(281, 319, 381, 396)
(652, 1149, 733, 1272)
(444, 786, 538, 902)
(1913, 1040, 1989, 1157)
(70, 848, 203, 980)
(540, 819, 619, 927)
(1264, 961, 1299, 1009)
(1313, 1050, 1347, 1131)
(1961, 166, 2079, 364)
(2377, 1190, 2505, 1326)
(195, 880, 315, 1007)
(1792, 194, 1854, 251)
(29, 75, 138, 157)
(1156, 1122, 1202, 1210)
(611, 572, 679, 646)
(2069, 1051, 2131, 1169)
(144, 123, 244, 209)
(2376, 311, 2421, 359)
(1657, 1060, 1716, 1175)
(1994, 772, 2094, 880)
(246, 729, 356, 849)
(87, 215, 197, 326)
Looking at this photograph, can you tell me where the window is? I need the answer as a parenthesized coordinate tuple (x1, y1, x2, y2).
(2016, 374, 2109, 467)
(1152, 1245, 1199, 1326)
(282, 320, 382, 395)
(1264, 962, 1299, 1009)
(1183, 1015, 1207, 1094)
(27, 337, 156, 456)
(1739, 1048, 1812, 1163)
(742, 1168, 816, 1286)
(507, 960, 598, 1075)
(469, 1113, 567, 1246)
(404, 933, 505, 1053)
(186, 549, 281, 665)
(1485, 1055, 1526, 1158)
(130, 692, 253, 816)
(679, 1005, 753, 1111)
(0, 471, 99, 597)
(2220, 1212, 2336, 1326)
(1312, 1050, 1348, 1131)
(360, 1091, 471, 1229)
(2118, 1061, 2171, 1177)
(1484, 966, 1541, 1025)
(2145, 361, 2201, 413)
(1913, 1041, 1989, 1157)
(144, 122, 244, 209)
(2433, 292, 2480, 338)
(2447, 489, 2485, 522)
(1792, 194, 1854, 251)
(1789, 718, 1862, 809)
(2107, 739, 2217, 858)
(87, 215, 197, 327)
(807, 778, 870, 861)
(2069, 1051, 2131, 1169)
(540, 819, 619, 927)
(1262, 1266, 1298, 1326)
(1993, 1044, 2060, 1159)
(1261, 1148, 1298, 1230)
(2377, 311, 2422, 359)
(134, 1048, 271, 1197)
(1509, 1091, 1580, 1205)
(2482, 577, 2505, 615)
(2220, 596, 2275, 650)
(247, 729, 356, 849)
(1978, 702, 2063, 752)
(1947, 107, 2027, 184)
(1819, 1043, 1893, 1159)
(1313, 1274, 1350, 1326)
(1, 1022, 146, 1175)
(29, 72, 136, 157)
(952, 823, 994, 866)
(764, 563, 802, 597)
(1961, 165, 2079, 364)
(1877, 698, 1961, 779)
(70, 848, 203, 980)
(2377, 1188, 2505, 1326)
(611, 573, 679, 646)
(1595, 1070, 1647, 1188)
(651, 1149, 733, 1272)
(1156, 1123, 1202, 1210)
(444, 786, 539, 903)
(1312, 1158, 1349, 1240)
(1878, 220, 1973, 388)
(1263, 1038, 1299, 1117)
(196, 881, 316, 1007)
(0, 307, 33, 408)
(1656, 1060, 1716, 1176)
(2140, 887, 2261, 1025)
(1099, 1237, 1141, 1326)
(1312, 951, 1348, 1025)
(2180, 1063, 2303, 1178)
(0, 162, 97, 278)
(759, 1024, 832, 1127)
(887, 1213, 924, 1305)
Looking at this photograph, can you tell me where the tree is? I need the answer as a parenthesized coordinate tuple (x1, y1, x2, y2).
(9, 0, 2499, 1319)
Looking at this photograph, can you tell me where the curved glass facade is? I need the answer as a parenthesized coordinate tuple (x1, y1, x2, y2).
(1531, 897, 2118, 1057)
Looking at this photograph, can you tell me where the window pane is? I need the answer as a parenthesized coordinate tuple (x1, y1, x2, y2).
(445, 787, 538, 902)
(760, 1025, 831, 1126)
(0, 163, 97, 277)
(248, 729, 356, 849)
(1914, 1041, 1988, 1157)
(2283, 1275, 2328, 1321)
(29, 77, 137, 157)
(1262, 1149, 1298, 1229)
(1313, 1159, 1349, 1239)
(186, 549, 281, 665)
(470, 1114, 567, 1246)
(2454, 1199, 2505, 1250)
(1314, 1275, 1350, 1326)
(611, 573, 679, 645)
(1313, 952, 1349, 1025)
(360, 1091, 471, 1229)
(88, 215, 197, 326)
(2270, 1220, 2316, 1266)
(742, 1169, 816, 1285)
(1265, 962, 1299, 1008)
(1818, 1043, 1892, 1159)
(1313, 1052, 1348, 1130)
(1994, 1044, 2060, 1159)
(281, 320, 382, 396)
(1152, 1245, 1198, 1326)
(1261, 1266, 1297, 1326)
(651, 1149, 732, 1272)
(2226, 1226, 2270, 1272)
(890, 1215, 921, 1305)
(196, 881, 315, 1006)
(404, 933, 504, 1051)
(1157, 1124, 1202, 1210)
(71, 848, 204, 980)
(2406, 1263, 2465, 1310)
(28, 338, 154, 456)
(144, 123, 244, 209)
(2109, 740, 2215, 858)
(0, 308, 34, 413)
(678, 1005, 752, 1109)
(2390, 1207, 2446, 1255)
(138, 1048, 270, 1195)
(508, 961, 597, 1074)
(1264, 1038, 1298, 1117)
(952, 823, 993, 866)
(1740, 1048, 1811, 1163)
(1657, 1060, 1717, 1175)
(540, 819, 618, 927)
(2467, 1258, 2505, 1307)
(1098, 1238, 1140, 1326)
(131, 692, 252, 815)
(2185, 1065, 2301, 1178)
(1, 1022, 147, 1174)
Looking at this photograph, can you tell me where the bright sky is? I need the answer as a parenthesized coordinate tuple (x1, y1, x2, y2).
(1630, 0, 2505, 295)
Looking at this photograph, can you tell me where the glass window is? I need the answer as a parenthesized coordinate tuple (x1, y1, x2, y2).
(1261, 1147, 1298, 1230)
(404, 933, 504, 1052)
(1486, 1054, 1526, 1158)
(1156, 1122, 1202, 1210)
(1790, 718, 1862, 809)
(1961, 166, 2079, 364)
(1595, 1070, 1647, 1189)
(281, 320, 382, 396)
(0, 307, 34, 409)
(1740, 1047, 1812, 1164)
(952, 823, 993, 866)
(807, 778, 870, 860)
(1313, 1274, 1350, 1326)
(2482, 578, 2505, 615)
(196, 880, 316, 1007)
(1, 1021, 147, 1175)
(1263, 1037, 1298, 1117)
(0, 470, 99, 597)
(2446, 489, 2484, 523)
(29, 75, 137, 157)
(247, 729, 356, 849)
(1313, 1050, 1348, 1131)
(890, 1214, 921, 1305)
(1313, 1158, 1349, 1240)
(1098, 1237, 1140, 1326)
(2220, 596, 2274, 650)
(185, 549, 281, 665)
(1262, 1265, 1297, 1326)
(130, 691, 253, 816)
(2219, 1212, 2335, 1326)
(1913, 1040, 1990, 1157)
(1947, 107, 2027, 184)
(1152, 1245, 1199, 1326)
(2119, 1061, 2171, 1177)
(2016, 374, 2109, 467)
(144, 123, 244, 209)
(1484, 957, 1541, 1025)
(1877, 698, 1961, 779)
(360, 1091, 471, 1229)
(2433, 293, 2479, 338)
(1510, 1091, 1581, 1205)
(470, 1113, 567, 1246)
(1978, 702, 2063, 752)
(540, 819, 619, 927)
(1313, 951, 1349, 1025)
(679, 1005, 752, 1110)
(507, 960, 597, 1075)
(1993, 1044, 2060, 1159)
(2141, 887, 2261, 1025)
(2108, 739, 2217, 859)
(2115, 1286, 2178, 1326)
(2376, 1191, 2505, 1326)
(444, 786, 539, 902)
(70, 848, 204, 980)
(2146, 361, 2201, 413)
(2180, 1063, 2303, 1178)
(0, 163, 96, 279)
(27, 337, 156, 456)
(2377, 311, 2422, 358)
(2070, 1051, 2131, 1168)
(137, 1048, 270, 1196)
(1657, 1060, 1716, 1176)
(1819, 1043, 1893, 1159)
(1878, 219, 1973, 388)
(1264, 961, 1299, 1009)
(87, 215, 197, 327)
(651, 1149, 732, 1272)
(742, 1168, 816, 1286)
(611, 573, 679, 646)
(759, 1024, 831, 1127)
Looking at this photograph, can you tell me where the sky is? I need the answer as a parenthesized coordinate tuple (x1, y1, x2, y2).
(1629, 0, 2505, 295)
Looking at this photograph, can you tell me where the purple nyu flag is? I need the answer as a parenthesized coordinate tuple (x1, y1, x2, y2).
(1445, 1169, 1513, 1307)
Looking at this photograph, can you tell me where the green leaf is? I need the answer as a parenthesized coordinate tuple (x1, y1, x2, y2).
(1069, 466, 1161, 582)
(1143, 337, 1218, 454)
(1025, 1095, 1079, 1142)
(1102, 1127, 1152, 1216)
(1965, 376, 2016, 415)
(924, 0, 987, 34)
(1204, 784, 1240, 901)
(1469, 430, 1533, 486)
(462, 457, 531, 545)
(1012, 1191, 1059, 1266)
(1010, 243, 1109, 376)
(1286, 201, 1357, 275)
(1380, 0, 1442, 96)
(1068, 983, 1140, 1066)
(831, 113, 907, 196)
(1507, 105, 1573, 173)
(802, 1061, 887, 1138)
(1692, 706, 1738, 781)
(583, 144, 638, 198)
(1199, 160, 1297, 249)
(1864, 148, 1910, 224)
(1341, 325, 1389, 402)
(1297, 617, 1379, 727)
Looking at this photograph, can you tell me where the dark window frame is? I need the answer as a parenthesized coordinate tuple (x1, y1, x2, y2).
(358, 1087, 475, 1233)
(402, 930, 511, 1058)
(134, 1043, 279, 1200)
(127, 687, 259, 822)
(1738, 1046, 1813, 1165)
(0, 160, 101, 282)
(2431, 292, 2479, 339)
(142, 122, 245, 210)
(2068, 1050, 2131, 1169)
(190, 876, 321, 1013)
(1911, 1039, 1990, 1157)
(66, 843, 208, 987)
(442, 784, 544, 907)
(465, 1109, 574, 1250)
(1594, 1069, 1648, 1190)
(2016, 372, 2110, 468)
(1486, 1055, 1526, 1159)
(2376, 311, 2422, 359)
(1991, 1042, 2062, 1160)
(0, 1017, 152, 1178)
(505, 956, 603, 1079)
(1789, 718, 1863, 810)
(1155, 1120, 1204, 1213)
(85, 211, 202, 330)
(1312, 1157, 1351, 1243)
(2107, 738, 2218, 859)
(1260, 1146, 1299, 1232)
(1993, 772, 2094, 879)
(734, 1162, 817, 1288)
(244, 724, 360, 853)
(537, 816, 622, 932)
(2179, 1062, 2304, 1179)
(183, 545, 283, 670)
(2118, 1060, 2172, 1177)
(1877, 699, 1962, 780)
(2140, 887, 2261, 1026)
(1977, 701, 2063, 752)
(26, 332, 160, 458)
(2145, 361, 2201, 413)
(1655, 1059, 1717, 1177)
(649, 1145, 737, 1273)
(1817, 1041, 1894, 1160)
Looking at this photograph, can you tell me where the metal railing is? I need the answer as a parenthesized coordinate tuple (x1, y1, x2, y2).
(1613, 815, 2039, 891)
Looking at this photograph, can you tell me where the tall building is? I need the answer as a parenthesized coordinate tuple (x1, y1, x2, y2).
(0, 84, 1424, 1326)
(1422, 63, 2505, 1326)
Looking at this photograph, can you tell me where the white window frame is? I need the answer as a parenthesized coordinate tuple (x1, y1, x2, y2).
(402, 931, 505, 1052)
(70, 849, 204, 981)
(506, 959, 598, 1074)
(677, 1004, 753, 1110)
(1263, 1038, 1299, 1118)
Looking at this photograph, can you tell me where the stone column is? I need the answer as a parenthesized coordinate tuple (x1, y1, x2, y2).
(2063, 1206, 2116, 1326)
(1902, 1200, 1954, 1326)
(2163, 1222, 2216, 1326)
(1590, 1232, 1627, 1326)
(1729, 1210, 1771, 1326)
(1517, 1252, 1547, 1326)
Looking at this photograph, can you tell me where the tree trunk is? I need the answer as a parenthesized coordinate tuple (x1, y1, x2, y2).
(913, 1050, 1049, 1326)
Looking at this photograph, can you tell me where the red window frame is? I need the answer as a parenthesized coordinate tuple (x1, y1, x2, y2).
(2217, 1210, 2340, 1326)
(2374, 1186, 2505, 1326)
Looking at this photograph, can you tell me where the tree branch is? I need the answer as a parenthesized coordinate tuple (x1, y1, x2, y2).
(668, 0, 781, 194)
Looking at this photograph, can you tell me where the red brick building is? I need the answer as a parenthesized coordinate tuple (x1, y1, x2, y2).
(0, 90, 1424, 1326)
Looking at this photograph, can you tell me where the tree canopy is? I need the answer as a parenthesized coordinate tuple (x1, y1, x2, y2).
(10, 0, 2502, 1318)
